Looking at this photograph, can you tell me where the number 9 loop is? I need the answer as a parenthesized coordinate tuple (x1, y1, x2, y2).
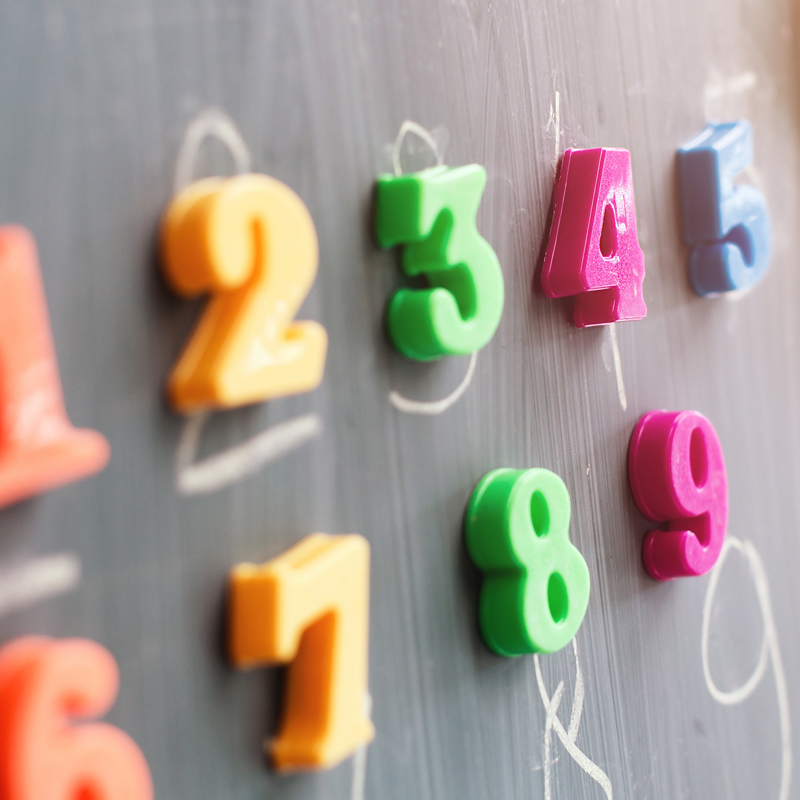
(465, 468, 590, 656)
(628, 410, 728, 580)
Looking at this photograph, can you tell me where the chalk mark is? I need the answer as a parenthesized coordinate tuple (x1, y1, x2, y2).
(391, 120, 444, 177)
(171, 109, 323, 495)
(0, 553, 81, 617)
(701, 536, 791, 800)
(173, 107, 251, 194)
(175, 412, 322, 495)
(534, 638, 613, 799)
(608, 324, 627, 411)
(350, 694, 373, 800)
(389, 352, 477, 415)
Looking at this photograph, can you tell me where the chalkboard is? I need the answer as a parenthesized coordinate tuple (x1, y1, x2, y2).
(0, 0, 797, 798)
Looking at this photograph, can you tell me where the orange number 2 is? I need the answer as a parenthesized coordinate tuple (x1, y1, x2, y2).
(160, 174, 328, 412)
(0, 226, 109, 508)
(0, 636, 153, 800)
(228, 534, 374, 771)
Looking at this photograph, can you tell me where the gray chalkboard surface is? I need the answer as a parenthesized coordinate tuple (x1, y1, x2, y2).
(0, 0, 798, 798)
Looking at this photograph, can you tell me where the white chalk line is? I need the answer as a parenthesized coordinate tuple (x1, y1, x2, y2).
(548, 90, 562, 164)
(534, 638, 612, 799)
(387, 121, 476, 415)
(171, 109, 323, 495)
(608, 324, 627, 411)
(172, 107, 251, 194)
(703, 70, 757, 120)
(350, 694, 373, 800)
(391, 120, 444, 177)
(701, 536, 791, 800)
(0, 553, 81, 617)
(389, 351, 477, 415)
(175, 412, 322, 495)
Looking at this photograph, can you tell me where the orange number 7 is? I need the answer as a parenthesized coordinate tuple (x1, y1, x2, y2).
(228, 534, 374, 771)
(160, 174, 328, 412)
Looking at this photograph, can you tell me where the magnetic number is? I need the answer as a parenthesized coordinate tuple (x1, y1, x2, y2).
(0, 637, 153, 800)
(465, 468, 590, 655)
(541, 147, 646, 327)
(161, 174, 328, 412)
(228, 533, 374, 771)
(628, 410, 728, 580)
(677, 121, 772, 296)
(0, 226, 109, 508)
(375, 165, 504, 361)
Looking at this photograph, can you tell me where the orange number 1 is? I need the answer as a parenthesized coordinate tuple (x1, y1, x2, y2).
(160, 174, 328, 412)
(228, 534, 374, 771)
(0, 226, 109, 508)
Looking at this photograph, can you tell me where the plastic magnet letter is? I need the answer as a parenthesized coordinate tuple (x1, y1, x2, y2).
(628, 410, 728, 580)
(161, 174, 327, 412)
(0, 636, 153, 800)
(464, 468, 590, 656)
(228, 533, 374, 771)
(541, 148, 646, 327)
(0, 227, 110, 508)
(677, 121, 772, 295)
(375, 165, 504, 360)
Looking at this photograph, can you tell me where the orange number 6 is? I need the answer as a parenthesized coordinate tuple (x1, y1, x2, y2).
(160, 174, 328, 412)
(0, 636, 153, 800)
(228, 534, 374, 771)
(0, 227, 109, 508)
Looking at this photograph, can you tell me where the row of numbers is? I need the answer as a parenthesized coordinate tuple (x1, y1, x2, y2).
(0, 116, 749, 791)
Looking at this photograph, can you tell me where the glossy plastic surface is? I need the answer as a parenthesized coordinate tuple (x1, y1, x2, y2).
(229, 533, 374, 771)
(541, 148, 646, 327)
(628, 410, 728, 580)
(161, 174, 327, 412)
(0, 636, 153, 800)
(0, 226, 110, 508)
(464, 468, 590, 655)
(376, 164, 504, 360)
(677, 121, 772, 295)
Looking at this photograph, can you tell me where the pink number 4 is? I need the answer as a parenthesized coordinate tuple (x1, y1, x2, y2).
(628, 410, 728, 580)
(541, 148, 646, 327)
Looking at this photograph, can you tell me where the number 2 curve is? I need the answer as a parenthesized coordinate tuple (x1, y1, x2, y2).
(161, 174, 327, 412)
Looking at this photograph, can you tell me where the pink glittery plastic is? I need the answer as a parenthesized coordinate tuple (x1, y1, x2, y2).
(541, 148, 646, 327)
(628, 410, 728, 581)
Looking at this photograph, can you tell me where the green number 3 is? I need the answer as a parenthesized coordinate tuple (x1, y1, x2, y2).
(465, 468, 590, 655)
(375, 165, 505, 361)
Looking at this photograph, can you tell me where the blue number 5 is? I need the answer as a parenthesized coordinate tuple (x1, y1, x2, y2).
(677, 121, 772, 296)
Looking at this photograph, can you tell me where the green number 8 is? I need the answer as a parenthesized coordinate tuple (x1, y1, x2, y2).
(465, 468, 590, 655)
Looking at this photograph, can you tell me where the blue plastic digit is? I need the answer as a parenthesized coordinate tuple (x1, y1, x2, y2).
(676, 121, 772, 296)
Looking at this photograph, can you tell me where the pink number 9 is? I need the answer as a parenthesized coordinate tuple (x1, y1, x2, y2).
(628, 410, 728, 580)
